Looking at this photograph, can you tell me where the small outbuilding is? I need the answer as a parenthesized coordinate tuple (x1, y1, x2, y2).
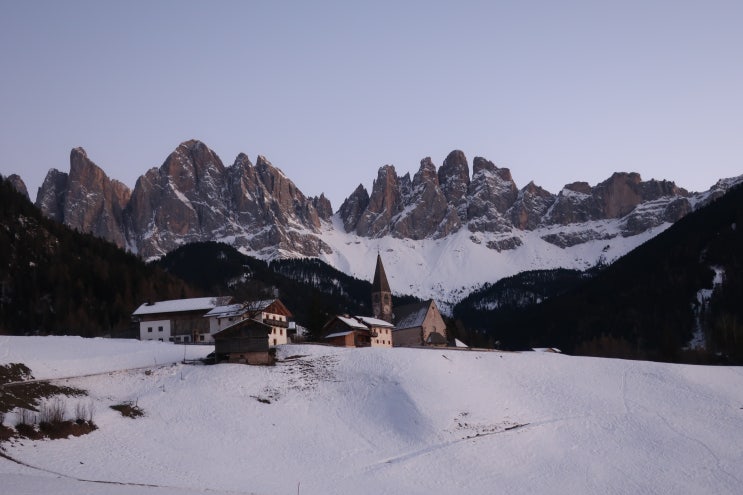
(213, 319, 275, 365)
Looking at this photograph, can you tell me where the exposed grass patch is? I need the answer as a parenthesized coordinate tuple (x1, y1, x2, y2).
(0, 363, 33, 385)
(38, 420, 97, 439)
(110, 402, 144, 418)
(0, 363, 95, 445)
(1, 365, 87, 416)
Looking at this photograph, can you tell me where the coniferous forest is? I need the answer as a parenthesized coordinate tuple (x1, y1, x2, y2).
(0, 176, 198, 337)
(453, 183, 743, 364)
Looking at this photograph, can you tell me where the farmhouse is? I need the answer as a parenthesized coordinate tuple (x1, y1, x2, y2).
(132, 297, 230, 343)
(322, 315, 394, 348)
(323, 315, 370, 347)
(213, 318, 275, 365)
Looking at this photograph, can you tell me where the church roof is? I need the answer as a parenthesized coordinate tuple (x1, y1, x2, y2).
(372, 253, 391, 293)
(394, 300, 434, 331)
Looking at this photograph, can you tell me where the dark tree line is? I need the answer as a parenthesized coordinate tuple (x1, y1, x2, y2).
(0, 176, 198, 337)
(453, 183, 743, 364)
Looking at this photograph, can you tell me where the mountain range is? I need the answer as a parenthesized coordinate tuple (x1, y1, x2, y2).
(10, 139, 742, 304)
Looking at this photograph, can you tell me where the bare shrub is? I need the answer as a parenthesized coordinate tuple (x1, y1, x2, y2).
(39, 397, 66, 424)
(18, 408, 36, 426)
(110, 402, 144, 418)
(0, 411, 5, 425)
(75, 400, 94, 423)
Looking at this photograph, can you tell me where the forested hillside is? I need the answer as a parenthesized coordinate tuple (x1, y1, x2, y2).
(461, 183, 743, 363)
(0, 176, 197, 337)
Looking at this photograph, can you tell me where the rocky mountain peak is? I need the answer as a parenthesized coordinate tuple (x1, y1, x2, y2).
(438, 150, 471, 222)
(233, 152, 253, 169)
(466, 157, 519, 233)
(339, 184, 370, 232)
(311, 194, 333, 221)
(563, 181, 592, 195)
(509, 181, 555, 230)
(35, 148, 131, 247)
(7, 174, 29, 200)
(35, 169, 68, 223)
(387, 156, 458, 240)
(27, 141, 735, 272)
(416, 157, 438, 182)
(355, 165, 403, 238)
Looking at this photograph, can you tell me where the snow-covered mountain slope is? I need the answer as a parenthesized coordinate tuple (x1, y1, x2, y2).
(2, 337, 742, 495)
(315, 215, 670, 307)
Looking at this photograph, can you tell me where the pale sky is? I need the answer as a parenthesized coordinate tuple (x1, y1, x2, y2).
(1, 0, 742, 209)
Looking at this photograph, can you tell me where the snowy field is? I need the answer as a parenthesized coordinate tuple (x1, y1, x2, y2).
(1, 336, 743, 495)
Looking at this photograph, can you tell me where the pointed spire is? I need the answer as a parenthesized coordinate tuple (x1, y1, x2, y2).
(372, 253, 390, 294)
(371, 253, 393, 323)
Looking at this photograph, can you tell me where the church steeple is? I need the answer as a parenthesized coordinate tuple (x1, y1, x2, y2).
(372, 253, 393, 323)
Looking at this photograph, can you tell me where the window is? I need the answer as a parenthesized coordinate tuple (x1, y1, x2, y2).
(273, 339, 277, 345)
(147, 327, 153, 333)
(280, 329, 283, 335)
(199, 335, 205, 342)
(158, 326, 163, 332)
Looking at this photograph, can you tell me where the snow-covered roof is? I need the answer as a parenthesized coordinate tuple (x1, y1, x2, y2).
(245, 299, 275, 311)
(356, 316, 394, 328)
(532, 348, 562, 353)
(455, 339, 468, 348)
(204, 304, 248, 319)
(337, 316, 368, 330)
(394, 301, 432, 331)
(324, 331, 353, 339)
(132, 297, 223, 316)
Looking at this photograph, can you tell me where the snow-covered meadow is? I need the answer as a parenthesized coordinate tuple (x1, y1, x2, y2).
(1, 336, 742, 495)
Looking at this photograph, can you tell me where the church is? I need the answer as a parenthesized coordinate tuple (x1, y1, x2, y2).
(370, 253, 448, 346)
(322, 253, 448, 347)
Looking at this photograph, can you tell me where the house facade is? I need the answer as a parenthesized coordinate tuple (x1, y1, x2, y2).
(356, 316, 394, 348)
(322, 316, 371, 347)
(246, 299, 293, 346)
(322, 315, 395, 348)
(133, 297, 230, 343)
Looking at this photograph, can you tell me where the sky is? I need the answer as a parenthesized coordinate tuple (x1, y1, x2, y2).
(1, 0, 742, 209)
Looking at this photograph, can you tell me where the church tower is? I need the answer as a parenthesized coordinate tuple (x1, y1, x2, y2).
(371, 253, 393, 323)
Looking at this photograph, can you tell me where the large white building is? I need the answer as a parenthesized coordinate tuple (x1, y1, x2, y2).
(132, 297, 229, 343)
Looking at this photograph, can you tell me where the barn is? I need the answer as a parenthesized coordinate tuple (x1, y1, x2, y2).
(213, 319, 275, 365)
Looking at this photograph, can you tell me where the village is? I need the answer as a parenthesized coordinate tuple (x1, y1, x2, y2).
(131, 254, 457, 365)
